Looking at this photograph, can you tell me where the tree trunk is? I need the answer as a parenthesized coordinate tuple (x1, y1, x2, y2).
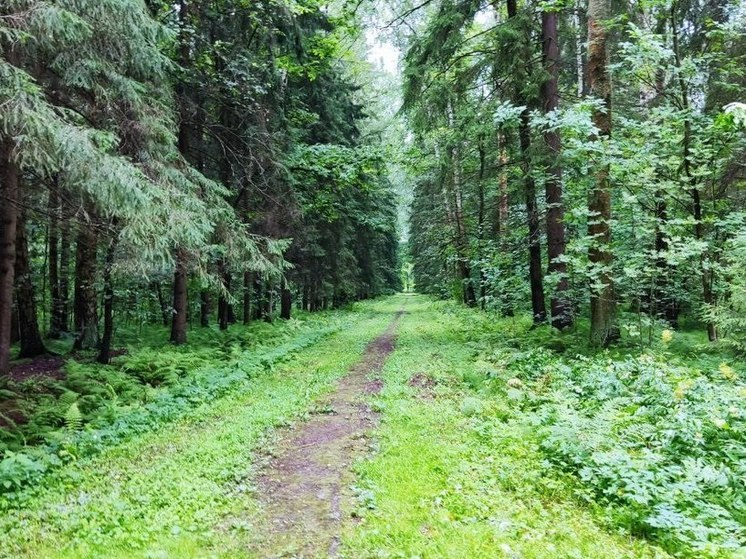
(200, 290, 210, 327)
(302, 283, 309, 311)
(0, 137, 19, 374)
(170, 251, 188, 344)
(587, 0, 618, 347)
(252, 275, 263, 319)
(496, 134, 514, 317)
(574, 0, 586, 97)
(73, 216, 99, 351)
(97, 232, 116, 364)
(243, 271, 251, 324)
(227, 293, 236, 324)
(48, 181, 64, 338)
(170, 0, 191, 345)
(542, 9, 572, 329)
(497, 135, 510, 241)
(264, 282, 273, 323)
(446, 101, 476, 307)
(507, 0, 546, 324)
(519, 111, 547, 324)
(651, 194, 679, 325)
(280, 284, 292, 320)
(153, 282, 169, 326)
(218, 260, 230, 331)
(670, 5, 716, 341)
(477, 142, 487, 310)
(15, 210, 47, 358)
(10, 305, 19, 345)
(59, 212, 71, 332)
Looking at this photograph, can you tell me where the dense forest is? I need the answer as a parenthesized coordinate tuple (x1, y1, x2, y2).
(0, 0, 400, 374)
(404, 0, 746, 347)
(1, 0, 746, 558)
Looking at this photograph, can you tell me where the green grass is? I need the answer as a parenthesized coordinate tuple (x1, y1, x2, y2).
(1, 308, 359, 453)
(340, 295, 733, 558)
(2, 294, 743, 558)
(0, 297, 404, 559)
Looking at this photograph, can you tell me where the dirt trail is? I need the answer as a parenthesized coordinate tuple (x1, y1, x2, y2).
(252, 310, 403, 558)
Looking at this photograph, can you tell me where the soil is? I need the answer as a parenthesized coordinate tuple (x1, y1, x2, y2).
(408, 372, 438, 399)
(8, 356, 66, 383)
(252, 311, 403, 558)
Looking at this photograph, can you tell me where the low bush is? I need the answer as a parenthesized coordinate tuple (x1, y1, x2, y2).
(470, 315, 746, 556)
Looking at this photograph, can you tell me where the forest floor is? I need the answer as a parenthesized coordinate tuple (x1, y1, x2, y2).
(249, 310, 402, 557)
(1, 294, 743, 558)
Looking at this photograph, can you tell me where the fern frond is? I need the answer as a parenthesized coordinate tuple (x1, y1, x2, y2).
(64, 403, 83, 432)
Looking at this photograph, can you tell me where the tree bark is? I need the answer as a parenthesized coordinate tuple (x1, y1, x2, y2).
(200, 289, 210, 327)
(170, 251, 188, 344)
(218, 260, 230, 330)
(542, 9, 572, 329)
(670, 4, 716, 341)
(48, 180, 64, 338)
(59, 211, 71, 332)
(497, 135, 514, 317)
(10, 305, 19, 345)
(280, 283, 292, 320)
(302, 283, 309, 312)
(587, 0, 618, 347)
(477, 141, 487, 310)
(507, 0, 546, 324)
(73, 215, 99, 351)
(170, 0, 192, 345)
(263, 282, 273, 323)
(0, 137, 19, 374)
(519, 111, 547, 324)
(446, 101, 476, 307)
(15, 210, 47, 358)
(252, 275, 263, 319)
(97, 231, 116, 364)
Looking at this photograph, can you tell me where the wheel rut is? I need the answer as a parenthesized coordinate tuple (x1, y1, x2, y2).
(251, 310, 403, 558)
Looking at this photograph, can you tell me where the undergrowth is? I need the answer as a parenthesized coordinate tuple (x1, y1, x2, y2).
(0, 312, 349, 497)
(0, 298, 400, 558)
(347, 296, 745, 558)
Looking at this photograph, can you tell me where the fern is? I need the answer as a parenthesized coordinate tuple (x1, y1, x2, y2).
(58, 391, 80, 408)
(64, 403, 82, 432)
(0, 389, 19, 401)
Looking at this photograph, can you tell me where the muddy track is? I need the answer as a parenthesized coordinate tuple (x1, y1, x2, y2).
(252, 311, 404, 558)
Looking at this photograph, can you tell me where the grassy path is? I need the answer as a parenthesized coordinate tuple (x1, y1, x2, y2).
(249, 310, 403, 557)
(339, 295, 671, 559)
(0, 298, 402, 559)
(1, 294, 676, 558)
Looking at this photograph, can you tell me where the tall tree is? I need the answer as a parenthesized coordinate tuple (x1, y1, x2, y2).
(73, 215, 99, 351)
(14, 209, 47, 358)
(541, 4, 571, 329)
(507, 0, 546, 324)
(0, 137, 19, 374)
(586, 0, 618, 346)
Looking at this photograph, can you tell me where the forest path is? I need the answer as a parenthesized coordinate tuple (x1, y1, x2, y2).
(249, 309, 404, 558)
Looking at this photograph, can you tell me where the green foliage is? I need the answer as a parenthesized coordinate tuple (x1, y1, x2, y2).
(0, 310, 355, 496)
(708, 231, 746, 354)
(454, 300, 745, 556)
(346, 296, 746, 558)
(0, 298, 395, 558)
(344, 295, 671, 558)
(401, 0, 746, 350)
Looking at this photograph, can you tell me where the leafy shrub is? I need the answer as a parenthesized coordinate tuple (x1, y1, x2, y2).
(484, 344, 746, 556)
